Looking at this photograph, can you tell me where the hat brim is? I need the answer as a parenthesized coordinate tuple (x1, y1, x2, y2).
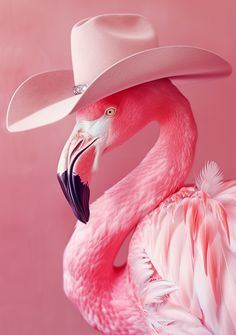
(7, 45, 232, 132)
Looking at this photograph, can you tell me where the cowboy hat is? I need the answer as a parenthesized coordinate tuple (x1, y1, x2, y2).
(6, 13, 231, 132)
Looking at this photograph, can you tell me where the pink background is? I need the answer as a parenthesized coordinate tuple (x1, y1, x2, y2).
(0, 0, 235, 334)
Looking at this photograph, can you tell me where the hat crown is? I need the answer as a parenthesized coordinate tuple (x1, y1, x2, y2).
(71, 14, 158, 85)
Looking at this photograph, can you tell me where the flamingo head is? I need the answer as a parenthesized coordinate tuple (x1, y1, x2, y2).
(57, 79, 170, 223)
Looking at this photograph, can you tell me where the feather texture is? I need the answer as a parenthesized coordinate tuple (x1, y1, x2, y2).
(129, 179, 236, 334)
(196, 161, 224, 196)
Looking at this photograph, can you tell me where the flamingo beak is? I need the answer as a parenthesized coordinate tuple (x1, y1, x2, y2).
(57, 128, 99, 223)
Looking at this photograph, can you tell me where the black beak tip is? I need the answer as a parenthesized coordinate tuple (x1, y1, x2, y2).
(57, 171, 90, 224)
(75, 210, 89, 224)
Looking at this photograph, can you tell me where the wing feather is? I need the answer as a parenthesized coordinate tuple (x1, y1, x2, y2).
(129, 175, 236, 334)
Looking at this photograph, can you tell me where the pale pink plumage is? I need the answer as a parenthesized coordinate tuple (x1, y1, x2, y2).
(59, 79, 236, 334)
(129, 174, 236, 334)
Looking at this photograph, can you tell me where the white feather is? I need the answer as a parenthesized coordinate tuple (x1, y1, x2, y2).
(142, 280, 178, 305)
(196, 161, 224, 196)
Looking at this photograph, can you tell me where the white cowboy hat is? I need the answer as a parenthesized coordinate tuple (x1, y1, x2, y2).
(6, 13, 231, 132)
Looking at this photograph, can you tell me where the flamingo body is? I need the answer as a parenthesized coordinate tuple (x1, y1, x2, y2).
(58, 79, 236, 334)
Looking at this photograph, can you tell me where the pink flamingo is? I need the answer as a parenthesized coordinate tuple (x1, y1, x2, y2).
(57, 78, 236, 335)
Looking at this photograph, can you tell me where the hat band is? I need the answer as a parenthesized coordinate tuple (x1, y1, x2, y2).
(73, 84, 88, 95)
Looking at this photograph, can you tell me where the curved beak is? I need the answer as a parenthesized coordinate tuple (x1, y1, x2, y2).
(57, 127, 99, 223)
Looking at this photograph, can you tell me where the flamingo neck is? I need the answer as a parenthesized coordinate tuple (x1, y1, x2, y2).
(63, 81, 197, 333)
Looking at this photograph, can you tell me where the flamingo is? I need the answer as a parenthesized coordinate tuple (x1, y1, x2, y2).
(57, 78, 236, 335)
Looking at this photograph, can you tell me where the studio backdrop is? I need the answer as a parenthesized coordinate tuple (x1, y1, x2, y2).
(0, 0, 235, 334)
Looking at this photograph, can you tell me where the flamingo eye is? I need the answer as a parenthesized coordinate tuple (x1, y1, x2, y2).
(104, 106, 117, 117)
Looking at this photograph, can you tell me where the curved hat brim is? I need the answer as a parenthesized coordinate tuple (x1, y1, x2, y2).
(7, 45, 232, 132)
